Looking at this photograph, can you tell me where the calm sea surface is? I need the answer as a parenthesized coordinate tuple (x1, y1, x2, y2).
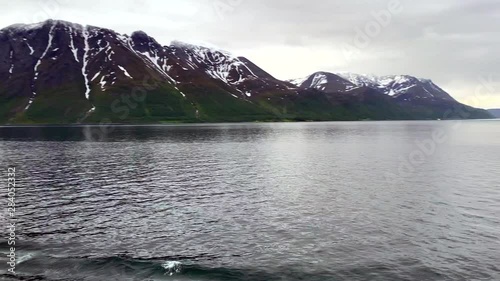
(0, 121, 499, 281)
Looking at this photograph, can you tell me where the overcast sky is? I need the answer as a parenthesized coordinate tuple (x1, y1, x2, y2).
(2, 0, 500, 108)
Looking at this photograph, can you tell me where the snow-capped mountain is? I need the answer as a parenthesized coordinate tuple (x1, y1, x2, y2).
(0, 19, 304, 122)
(0, 19, 293, 104)
(0, 20, 493, 123)
(290, 71, 456, 102)
(336, 73, 456, 102)
(287, 72, 356, 94)
(167, 40, 296, 97)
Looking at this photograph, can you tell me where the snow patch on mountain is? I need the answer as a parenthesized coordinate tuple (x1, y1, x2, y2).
(99, 75, 107, 91)
(8, 50, 13, 75)
(171, 40, 232, 57)
(27, 23, 56, 110)
(68, 26, 80, 63)
(336, 72, 382, 88)
(91, 72, 100, 81)
(81, 27, 92, 100)
(310, 73, 328, 88)
(137, 49, 176, 84)
(33, 25, 55, 81)
(287, 76, 308, 87)
(173, 86, 186, 98)
(25, 41, 34, 55)
(118, 65, 133, 79)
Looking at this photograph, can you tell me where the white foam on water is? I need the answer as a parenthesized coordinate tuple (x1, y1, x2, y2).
(162, 261, 182, 276)
(17, 252, 37, 265)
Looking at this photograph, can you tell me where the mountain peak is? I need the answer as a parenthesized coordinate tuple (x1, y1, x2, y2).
(0, 20, 127, 38)
(288, 71, 356, 93)
(290, 71, 456, 102)
(170, 40, 233, 57)
(3, 19, 81, 32)
(131, 30, 151, 40)
(2, 21, 52, 34)
(335, 72, 455, 101)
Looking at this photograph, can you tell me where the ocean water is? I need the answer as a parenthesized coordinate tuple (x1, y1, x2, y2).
(0, 121, 499, 281)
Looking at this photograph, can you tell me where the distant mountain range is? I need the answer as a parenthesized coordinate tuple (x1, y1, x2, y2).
(290, 72, 455, 101)
(488, 109, 500, 118)
(0, 20, 493, 124)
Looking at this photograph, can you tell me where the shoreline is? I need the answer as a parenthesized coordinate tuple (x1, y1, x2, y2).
(0, 118, 497, 127)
